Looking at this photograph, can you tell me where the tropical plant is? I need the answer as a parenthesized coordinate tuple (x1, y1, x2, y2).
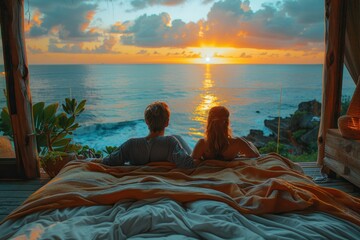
(0, 97, 86, 177)
(0, 107, 12, 137)
(78, 145, 103, 158)
(259, 141, 289, 156)
(103, 146, 118, 155)
(0, 98, 86, 155)
(34, 98, 86, 155)
(39, 151, 77, 178)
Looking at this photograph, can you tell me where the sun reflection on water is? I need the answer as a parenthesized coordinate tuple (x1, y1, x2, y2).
(189, 64, 226, 138)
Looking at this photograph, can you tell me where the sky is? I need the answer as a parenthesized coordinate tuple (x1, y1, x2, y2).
(4, 0, 325, 64)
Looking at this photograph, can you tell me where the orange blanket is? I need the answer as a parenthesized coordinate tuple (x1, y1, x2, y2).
(4, 153, 360, 226)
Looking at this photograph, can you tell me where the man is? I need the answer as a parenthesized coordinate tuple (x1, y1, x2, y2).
(102, 101, 194, 168)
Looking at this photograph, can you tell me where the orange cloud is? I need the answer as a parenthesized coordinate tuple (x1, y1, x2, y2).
(24, 10, 42, 32)
(111, 21, 128, 33)
(81, 10, 96, 31)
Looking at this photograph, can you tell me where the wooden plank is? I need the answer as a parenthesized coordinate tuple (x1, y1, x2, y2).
(0, 198, 26, 206)
(0, 179, 48, 185)
(324, 157, 360, 187)
(326, 129, 360, 162)
(0, 190, 35, 198)
(0, 184, 43, 191)
(298, 162, 319, 168)
(0, 0, 39, 178)
(324, 129, 360, 188)
(319, 182, 355, 192)
(0, 205, 18, 215)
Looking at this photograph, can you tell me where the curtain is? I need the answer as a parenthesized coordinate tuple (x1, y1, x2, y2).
(344, 0, 360, 85)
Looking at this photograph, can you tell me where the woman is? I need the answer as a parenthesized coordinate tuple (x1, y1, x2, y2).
(192, 106, 260, 160)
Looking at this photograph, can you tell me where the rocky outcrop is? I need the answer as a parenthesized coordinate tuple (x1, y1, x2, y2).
(244, 129, 276, 148)
(245, 99, 321, 154)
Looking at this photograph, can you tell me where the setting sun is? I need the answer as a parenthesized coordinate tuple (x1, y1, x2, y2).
(205, 57, 211, 63)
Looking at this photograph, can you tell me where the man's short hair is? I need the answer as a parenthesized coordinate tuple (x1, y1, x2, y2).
(144, 101, 170, 132)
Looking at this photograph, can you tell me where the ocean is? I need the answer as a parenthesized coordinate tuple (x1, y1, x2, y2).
(0, 64, 355, 150)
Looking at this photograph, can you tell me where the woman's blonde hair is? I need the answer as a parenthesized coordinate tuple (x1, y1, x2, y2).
(205, 106, 232, 159)
(144, 101, 170, 132)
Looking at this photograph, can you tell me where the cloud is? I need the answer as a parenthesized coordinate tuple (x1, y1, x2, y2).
(202, 0, 215, 4)
(121, 0, 324, 50)
(23, 0, 324, 57)
(136, 49, 148, 54)
(26, 0, 100, 41)
(110, 21, 131, 33)
(25, 10, 43, 33)
(239, 52, 252, 58)
(282, 0, 323, 24)
(48, 36, 120, 54)
(121, 12, 200, 47)
(166, 50, 200, 58)
(27, 45, 44, 54)
(213, 52, 224, 58)
(206, 0, 324, 48)
(93, 36, 119, 53)
(129, 0, 187, 10)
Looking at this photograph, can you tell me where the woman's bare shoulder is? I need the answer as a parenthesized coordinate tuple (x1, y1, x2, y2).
(192, 138, 207, 159)
(195, 138, 206, 146)
(230, 137, 243, 143)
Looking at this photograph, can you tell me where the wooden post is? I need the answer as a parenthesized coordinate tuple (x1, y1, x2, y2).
(317, 0, 347, 166)
(0, 0, 39, 178)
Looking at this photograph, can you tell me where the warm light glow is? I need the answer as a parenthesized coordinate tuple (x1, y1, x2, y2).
(205, 57, 211, 63)
(189, 64, 226, 137)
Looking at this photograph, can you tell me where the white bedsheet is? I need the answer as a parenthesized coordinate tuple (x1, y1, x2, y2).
(1, 199, 359, 240)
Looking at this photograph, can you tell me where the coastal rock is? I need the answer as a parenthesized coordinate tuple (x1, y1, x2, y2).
(245, 129, 275, 148)
(290, 113, 316, 130)
(244, 99, 322, 155)
(300, 126, 319, 145)
(298, 100, 321, 116)
(264, 117, 291, 140)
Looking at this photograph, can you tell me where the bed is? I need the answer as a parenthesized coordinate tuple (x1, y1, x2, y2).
(0, 153, 359, 239)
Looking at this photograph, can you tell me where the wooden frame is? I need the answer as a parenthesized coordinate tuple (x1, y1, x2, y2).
(0, 0, 39, 179)
(317, 0, 347, 165)
(0, 0, 358, 183)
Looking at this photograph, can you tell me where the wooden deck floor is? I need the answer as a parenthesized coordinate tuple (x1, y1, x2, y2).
(0, 162, 359, 222)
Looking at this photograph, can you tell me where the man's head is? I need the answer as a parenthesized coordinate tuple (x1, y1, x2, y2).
(144, 101, 170, 132)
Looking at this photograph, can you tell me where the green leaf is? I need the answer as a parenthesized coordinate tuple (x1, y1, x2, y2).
(52, 138, 71, 147)
(33, 102, 45, 129)
(54, 133, 67, 141)
(74, 100, 86, 115)
(0, 107, 13, 138)
(56, 113, 68, 129)
(36, 135, 47, 149)
(67, 123, 79, 131)
(63, 98, 71, 114)
(43, 103, 58, 124)
(66, 143, 82, 152)
(62, 103, 69, 114)
(67, 116, 75, 127)
(104, 146, 118, 155)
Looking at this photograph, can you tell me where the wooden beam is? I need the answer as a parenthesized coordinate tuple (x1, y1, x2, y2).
(0, 0, 39, 178)
(318, 0, 347, 166)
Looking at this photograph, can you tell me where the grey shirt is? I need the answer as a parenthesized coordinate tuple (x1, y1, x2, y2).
(102, 136, 194, 168)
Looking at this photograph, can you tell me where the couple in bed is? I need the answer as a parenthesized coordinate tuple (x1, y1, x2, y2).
(101, 101, 260, 168)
